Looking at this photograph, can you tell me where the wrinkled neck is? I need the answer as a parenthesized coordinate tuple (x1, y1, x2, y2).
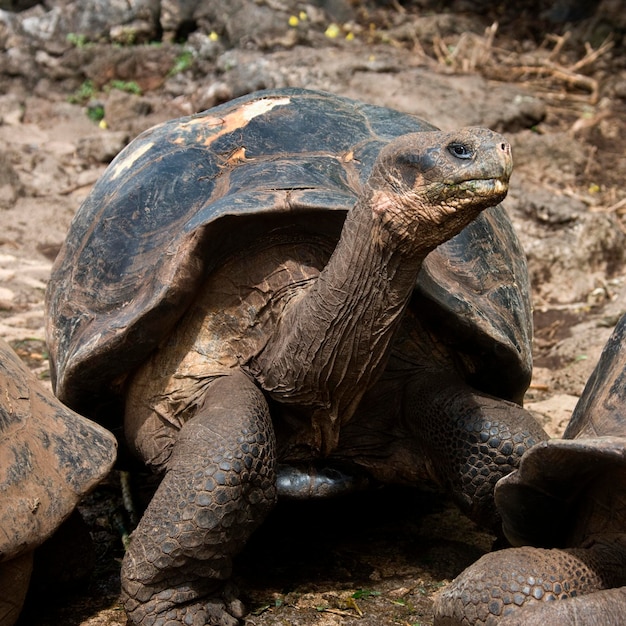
(248, 196, 428, 453)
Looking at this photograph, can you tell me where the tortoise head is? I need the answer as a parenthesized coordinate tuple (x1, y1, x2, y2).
(367, 127, 512, 253)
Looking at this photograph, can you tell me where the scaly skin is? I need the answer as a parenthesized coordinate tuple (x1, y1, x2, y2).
(402, 370, 546, 529)
(434, 542, 626, 626)
(122, 372, 276, 625)
(434, 458, 626, 626)
(497, 587, 626, 626)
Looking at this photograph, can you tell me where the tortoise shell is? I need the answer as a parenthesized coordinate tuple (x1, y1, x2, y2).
(0, 338, 115, 625)
(0, 341, 116, 569)
(564, 312, 626, 440)
(496, 312, 626, 548)
(45, 88, 531, 418)
(0, 338, 116, 559)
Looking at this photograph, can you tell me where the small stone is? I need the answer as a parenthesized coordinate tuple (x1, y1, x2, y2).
(76, 130, 128, 163)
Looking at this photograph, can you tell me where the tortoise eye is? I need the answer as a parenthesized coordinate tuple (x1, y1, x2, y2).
(448, 143, 473, 160)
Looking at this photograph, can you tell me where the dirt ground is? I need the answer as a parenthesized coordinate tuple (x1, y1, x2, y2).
(2, 1, 626, 624)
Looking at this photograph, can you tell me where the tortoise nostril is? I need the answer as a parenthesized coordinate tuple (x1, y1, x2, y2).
(500, 142, 510, 153)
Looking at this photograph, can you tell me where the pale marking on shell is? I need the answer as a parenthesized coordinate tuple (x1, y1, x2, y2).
(107, 96, 291, 181)
(172, 96, 292, 147)
(109, 141, 155, 181)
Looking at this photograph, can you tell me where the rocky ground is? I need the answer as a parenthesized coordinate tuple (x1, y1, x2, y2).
(2, 0, 626, 624)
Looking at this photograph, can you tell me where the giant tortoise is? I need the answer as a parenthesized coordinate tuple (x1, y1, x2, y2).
(0, 338, 116, 626)
(45, 88, 547, 625)
(435, 311, 626, 625)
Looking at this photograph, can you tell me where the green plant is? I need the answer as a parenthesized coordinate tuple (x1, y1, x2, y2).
(106, 80, 142, 95)
(66, 32, 89, 47)
(68, 80, 96, 104)
(169, 50, 194, 76)
(87, 104, 105, 123)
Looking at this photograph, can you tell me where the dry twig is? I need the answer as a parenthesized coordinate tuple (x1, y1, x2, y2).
(511, 63, 599, 102)
(434, 22, 498, 73)
(591, 198, 626, 215)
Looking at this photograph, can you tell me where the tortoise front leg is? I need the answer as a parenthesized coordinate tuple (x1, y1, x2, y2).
(404, 372, 547, 531)
(122, 371, 277, 626)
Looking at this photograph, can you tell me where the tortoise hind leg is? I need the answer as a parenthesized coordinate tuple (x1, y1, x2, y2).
(121, 371, 277, 626)
(404, 372, 547, 531)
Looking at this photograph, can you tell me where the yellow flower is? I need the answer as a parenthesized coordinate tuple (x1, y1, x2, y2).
(209, 31, 219, 41)
(288, 15, 299, 27)
(325, 23, 340, 38)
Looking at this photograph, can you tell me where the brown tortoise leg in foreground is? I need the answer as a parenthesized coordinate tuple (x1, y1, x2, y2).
(122, 372, 277, 626)
(435, 459, 626, 626)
